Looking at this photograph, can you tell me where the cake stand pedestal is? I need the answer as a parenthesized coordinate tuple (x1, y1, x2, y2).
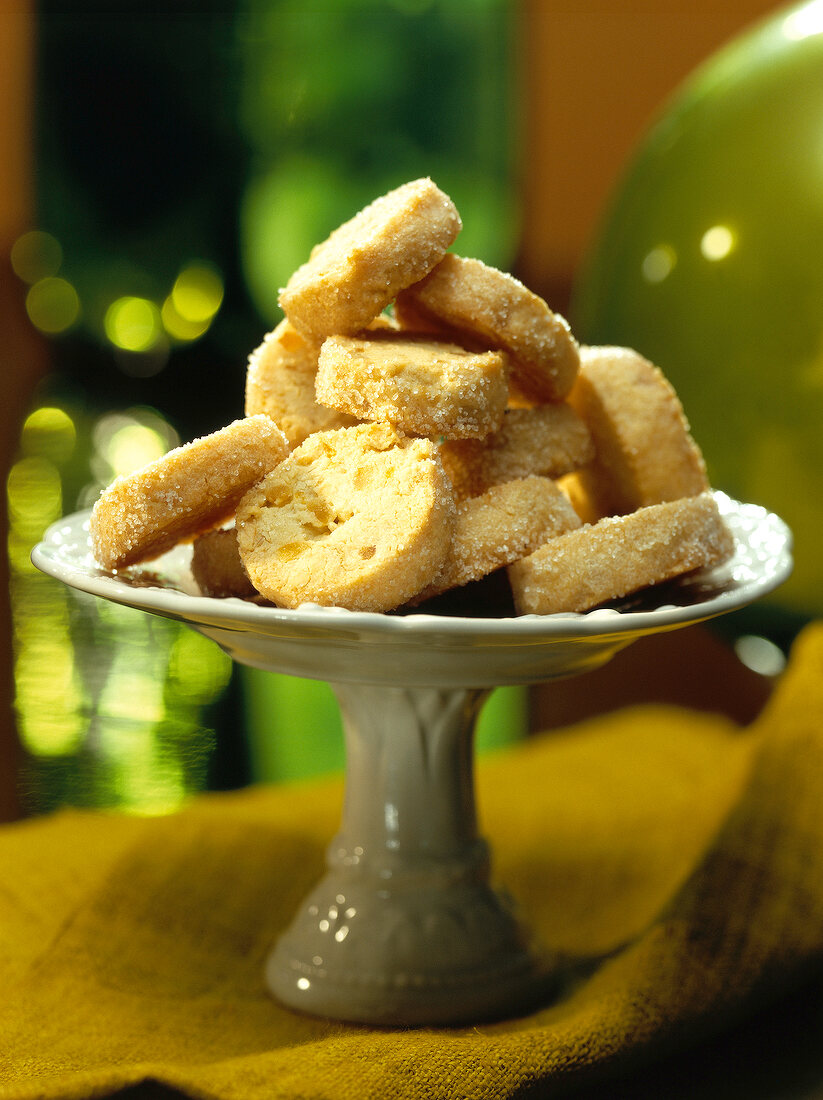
(268, 683, 549, 1025)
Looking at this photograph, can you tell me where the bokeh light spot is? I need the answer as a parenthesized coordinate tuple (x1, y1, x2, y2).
(700, 225, 736, 261)
(161, 296, 210, 342)
(641, 245, 677, 284)
(171, 263, 223, 324)
(21, 406, 76, 465)
(11, 230, 63, 284)
(104, 296, 162, 352)
(105, 424, 168, 478)
(7, 456, 62, 542)
(734, 634, 787, 677)
(26, 277, 80, 334)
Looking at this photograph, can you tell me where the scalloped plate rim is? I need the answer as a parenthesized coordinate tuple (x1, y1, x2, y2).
(31, 493, 793, 646)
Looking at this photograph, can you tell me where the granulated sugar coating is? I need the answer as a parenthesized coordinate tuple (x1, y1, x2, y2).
(439, 404, 595, 502)
(415, 476, 582, 602)
(315, 331, 508, 440)
(508, 493, 734, 615)
(394, 254, 580, 402)
(89, 416, 290, 570)
(279, 178, 461, 341)
(235, 423, 455, 612)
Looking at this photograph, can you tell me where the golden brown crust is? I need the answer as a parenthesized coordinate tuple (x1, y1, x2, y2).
(244, 319, 358, 447)
(438, 404, 594, 501)
(191, 527, 256, 599)
(508, 493, 734, 615)
(279, 178, 461, 341)
(235, 422, 455, 611)
(394, 254, 580, 402)
(567, 346, 709, 519)
(415, 476, 581, 601)
(315, 331, 508, 440)
(89, 416, 290, 570)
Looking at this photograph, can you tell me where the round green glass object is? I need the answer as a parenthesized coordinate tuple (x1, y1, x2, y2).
(573, 0, 823, 615)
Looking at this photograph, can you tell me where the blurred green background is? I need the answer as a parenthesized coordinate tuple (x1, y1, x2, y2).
(8, 0, 523, 816)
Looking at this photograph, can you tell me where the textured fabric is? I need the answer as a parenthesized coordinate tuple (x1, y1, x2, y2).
(2, 624, 823, 1100)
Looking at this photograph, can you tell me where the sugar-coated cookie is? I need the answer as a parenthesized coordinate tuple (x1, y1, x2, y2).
(567, 346, 709, 519)
(415, 476, 581, 602)
(394, 254, 580, 402)
(315, 331, 508, 440)
(90, 415, 290, 570)
(245, 320, 357, 447)
(508, 493, 734, 615)
(235, 422, 455, 611)
(438, 404, 594, 501)
(279, 178, 461, 341)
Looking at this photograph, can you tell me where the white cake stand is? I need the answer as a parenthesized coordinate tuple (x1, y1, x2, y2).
(33, 492, 792, 1026)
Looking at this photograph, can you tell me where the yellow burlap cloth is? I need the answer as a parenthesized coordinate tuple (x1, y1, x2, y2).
(2, 623, 823, 1100)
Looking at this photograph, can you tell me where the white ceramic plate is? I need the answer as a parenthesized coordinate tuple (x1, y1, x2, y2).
(32, 492, 792, 687)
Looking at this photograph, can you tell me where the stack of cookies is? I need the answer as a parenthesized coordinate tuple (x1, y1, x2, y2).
(89, 178, 733, 615)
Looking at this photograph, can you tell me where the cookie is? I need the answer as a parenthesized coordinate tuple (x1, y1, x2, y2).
(279, 178, 461, 341)
(191, 527, 256, 599)
(438, 404, 594, 501)
(567, 346, 709, 519)
(244, 319, 358, 447)
(394, 254, 580, 402)
(315, 331, 508, 440)
(235, 422, 455, 611)
(508, 493, 734, 615)
(415, 476, 581, 602)
(90, 415, 290, 570)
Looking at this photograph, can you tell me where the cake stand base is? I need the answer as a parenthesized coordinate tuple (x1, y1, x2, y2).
(265, 682, 555, 1026)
